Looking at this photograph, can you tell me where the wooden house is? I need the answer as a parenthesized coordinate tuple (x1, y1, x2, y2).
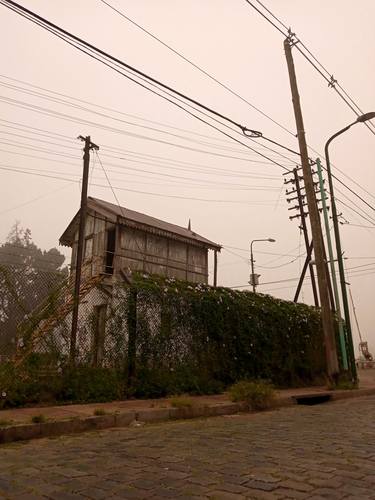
(60, 197, 221, 285)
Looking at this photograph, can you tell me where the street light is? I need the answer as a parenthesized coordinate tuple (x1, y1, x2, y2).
(325, 111, 375, 381)
(250, 238, 276, 293)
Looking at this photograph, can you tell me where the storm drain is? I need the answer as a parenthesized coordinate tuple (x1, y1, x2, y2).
(293, 393, 332, 405)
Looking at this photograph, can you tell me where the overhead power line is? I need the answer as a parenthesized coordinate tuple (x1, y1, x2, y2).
(0, 0, 263, 138)
(0, 0, 308, 172)
(1, 2, 373, 217)
(0, 147, 283, 191)
(98, 0, 295, 138)
(98, 0, 375, 212)
(244, 0, 375, 137)
(0, 140, 283, 184)
(230, 264, 375, 289)
(0, 163, 281, 205)
(0, 78, 269, 155)
(0, 94, 291, 167)
(2, 100, 373, 222)
(2, 81, 373, 220)
(0, 182, 73, 216)
(0, 73, 249, 146)
(347, 223, 375, 230)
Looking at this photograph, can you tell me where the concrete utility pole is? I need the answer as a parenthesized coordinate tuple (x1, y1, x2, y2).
(316, 158, 348, 371)
(284, 39, 339, 378)
(70, 135, 99, 365)
(323, 113, 375, 380)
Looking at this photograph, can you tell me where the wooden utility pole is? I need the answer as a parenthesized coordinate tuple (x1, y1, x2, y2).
(284, 39, 339, 378)
(70, 135, 99, 364)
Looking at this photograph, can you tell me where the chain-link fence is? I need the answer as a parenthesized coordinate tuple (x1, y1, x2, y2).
(0, 263, 68, 359)
(0, 269, 327, 406)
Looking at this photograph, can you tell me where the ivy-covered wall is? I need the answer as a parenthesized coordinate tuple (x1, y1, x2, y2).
(0, 274, 327, 406)
(121, 275, 326, 397)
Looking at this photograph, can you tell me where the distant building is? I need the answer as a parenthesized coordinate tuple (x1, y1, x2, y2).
(60, 197, 221, 285)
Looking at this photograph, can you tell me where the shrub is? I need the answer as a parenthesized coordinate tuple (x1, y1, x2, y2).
(0, 419, 12, 427)
(58, 367, 123, 403)
(0, 356, 63, 408)
(31, 414, 46, 424)
(93, 408, 107, 416)
(129, 366, 224, 399)
(229, 380, 275, 410)
(169, 396, 193, 408)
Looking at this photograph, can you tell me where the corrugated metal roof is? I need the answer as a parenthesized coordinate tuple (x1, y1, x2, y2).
(60, 197, 221, 250)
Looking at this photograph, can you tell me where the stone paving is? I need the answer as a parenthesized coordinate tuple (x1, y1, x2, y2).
(1, 396, 375, 499)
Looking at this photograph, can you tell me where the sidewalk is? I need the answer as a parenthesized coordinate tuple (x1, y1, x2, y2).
(1, 369, 374, 443)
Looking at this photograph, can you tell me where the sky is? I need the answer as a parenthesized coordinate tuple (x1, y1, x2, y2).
(0, 0, 374, 355)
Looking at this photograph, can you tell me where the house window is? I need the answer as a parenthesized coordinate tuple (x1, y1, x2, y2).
(105, 228, 116, 274)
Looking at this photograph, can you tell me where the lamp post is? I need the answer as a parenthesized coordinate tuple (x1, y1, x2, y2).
(250, 238, 276, 292)
(325, 111, 375, 381)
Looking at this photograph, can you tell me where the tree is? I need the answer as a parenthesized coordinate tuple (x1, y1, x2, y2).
(0, 223, 68, 356)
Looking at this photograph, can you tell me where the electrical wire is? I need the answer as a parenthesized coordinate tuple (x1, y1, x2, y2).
(0, 159, 284, 193)
(0, 73, 251, 146)
(223, 245, 300, 258)
(2, 80, 373, 218)
(0, 143, 283, 187)
(256, 254, 302, 270)
(0, 137, 285, 190)
(99, 0, 375, 205)
(0, 129, 79, 151)
(230, 265, 375, 289)
(3, 125, 373, 234)
(2, 2, 374, 218)
(0, 94, 291, 168)
(335, 194, 375, 226)
(3, 116, 373, 225)
(0, 182, 74, 216)
(0, 118, 285, 176)
(0, 0, 261, 137)
(95, 151, 125, 217)
(346, 223, 375, 230)
(0, 164, 281, 205)
(0, 0, 307, 172)
(0, 79, 270, 155)
(0, 118, 288, 176)
(327, 168, 375, 213)
(98, 0, 295, 138)
(244, 0, 375, 137)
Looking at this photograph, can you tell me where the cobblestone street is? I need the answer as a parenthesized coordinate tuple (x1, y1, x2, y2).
(1, 396, 375, 499)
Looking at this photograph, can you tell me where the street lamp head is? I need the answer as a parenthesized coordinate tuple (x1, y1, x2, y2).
(268, 238, 276, 242)
(356, 112, 375, 123)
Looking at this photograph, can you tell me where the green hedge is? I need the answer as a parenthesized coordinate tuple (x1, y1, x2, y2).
(126, 275, 326, 395)
(0, 275, 327, 407)
(0, 356, 124, 408)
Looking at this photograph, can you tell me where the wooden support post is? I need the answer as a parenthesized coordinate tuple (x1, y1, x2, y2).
(213, 250, 218, 287)
(70, 135, 99, 365)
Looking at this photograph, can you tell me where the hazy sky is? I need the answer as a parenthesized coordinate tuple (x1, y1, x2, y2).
(0, 1, 374, 354)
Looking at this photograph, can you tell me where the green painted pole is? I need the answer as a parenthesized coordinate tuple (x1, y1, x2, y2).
(316, 158, 348, 371)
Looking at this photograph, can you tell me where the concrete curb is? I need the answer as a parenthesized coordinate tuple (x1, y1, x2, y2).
(1, 387, 374, 444)
(330, 387, 375, 401)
